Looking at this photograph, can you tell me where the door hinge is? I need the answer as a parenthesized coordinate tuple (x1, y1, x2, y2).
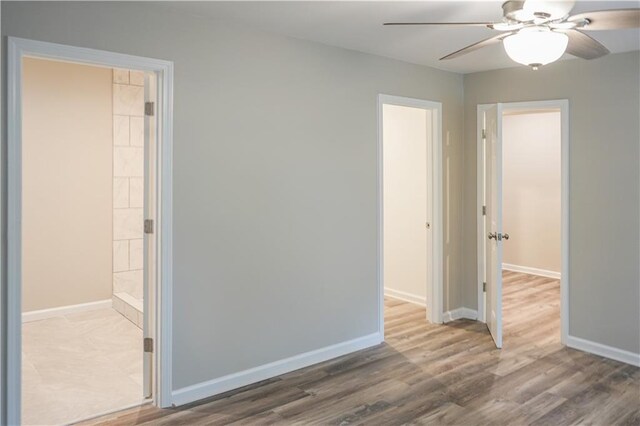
(483, 282, 487, 292)
(144, 337, 154, 353)
(482, 129, 486, 139)
(144, 219, 154, 234)
(482, 205, 486, 216)
(145, 101, 155, 116)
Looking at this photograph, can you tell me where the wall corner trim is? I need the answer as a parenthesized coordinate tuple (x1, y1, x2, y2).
(566, 335, 640, 367)
(443, 307, 478, 323)
(171, 332, 384, 407)
(384, 288, 426, 307)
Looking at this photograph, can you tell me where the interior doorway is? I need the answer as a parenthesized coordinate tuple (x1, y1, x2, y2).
(477, 100, 569, 349)
(20, 56, 152, 426)
(6, 37, 174, 425)
(378, 94, 443, 333)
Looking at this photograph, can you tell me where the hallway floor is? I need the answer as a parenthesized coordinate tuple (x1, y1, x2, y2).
(81, 272, 639, 425)
(22, 308, 143, 425)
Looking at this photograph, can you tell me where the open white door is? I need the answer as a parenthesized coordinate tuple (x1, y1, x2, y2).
(143, 72, 157, 399)
(483, 104, 503, 348)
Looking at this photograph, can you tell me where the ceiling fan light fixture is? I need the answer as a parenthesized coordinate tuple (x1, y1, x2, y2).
(503, 27, 568, 68)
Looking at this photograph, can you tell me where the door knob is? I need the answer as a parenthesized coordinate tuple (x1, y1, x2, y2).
(488, 232, 509, 241)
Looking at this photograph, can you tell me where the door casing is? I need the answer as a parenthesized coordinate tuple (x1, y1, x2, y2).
(476, 100, 569, 345)
(5, 37, 175, 425)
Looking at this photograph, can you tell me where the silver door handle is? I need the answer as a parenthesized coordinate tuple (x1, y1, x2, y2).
(488, 232, 509, 241)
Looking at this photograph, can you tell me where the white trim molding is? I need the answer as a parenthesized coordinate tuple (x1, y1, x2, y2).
(6, 37, 174, 423)
(502, 263, 561, 280)
(377, 94, 444, 331)
(384, 288, 426, 307)
(443, 307, 478, 323)
(566, 335, 640, 367)
(171, 332, 383, 407)
(22, 299, 112, 323)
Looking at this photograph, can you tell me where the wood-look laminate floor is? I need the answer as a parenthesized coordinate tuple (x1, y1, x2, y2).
(80, 272, 639, 425)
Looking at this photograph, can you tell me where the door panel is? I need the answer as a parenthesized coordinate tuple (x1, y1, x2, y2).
(484, 105, 503, 348)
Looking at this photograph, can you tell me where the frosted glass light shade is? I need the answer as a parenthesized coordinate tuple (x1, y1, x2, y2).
(503, 28, 569, 68)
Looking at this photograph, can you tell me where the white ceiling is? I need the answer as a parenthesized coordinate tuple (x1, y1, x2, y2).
(164, 1, 640, 73)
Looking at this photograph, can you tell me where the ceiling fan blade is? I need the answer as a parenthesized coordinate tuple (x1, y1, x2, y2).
(383, 22, 494, 27)
(568, 9, 640, 30)
(440, 32, 513, 60)
(558, 29, 610, 59)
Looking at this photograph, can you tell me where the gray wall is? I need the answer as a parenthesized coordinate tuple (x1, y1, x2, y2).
(1, 2, 465, 392)
(463, 51, 640, 354)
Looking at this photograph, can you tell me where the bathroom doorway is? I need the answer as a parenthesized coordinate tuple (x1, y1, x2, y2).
(7, 38, 174, 425)
(20, 57, 150, 425)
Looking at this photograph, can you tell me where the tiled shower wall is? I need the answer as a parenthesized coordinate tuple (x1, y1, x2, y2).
(112, 69, 145, 327)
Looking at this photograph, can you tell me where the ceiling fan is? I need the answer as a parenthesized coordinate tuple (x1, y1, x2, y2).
(384, 0, 640, 69)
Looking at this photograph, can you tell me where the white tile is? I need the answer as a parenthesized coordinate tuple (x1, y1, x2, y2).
(113, 208, 143, 240)
(136, 311, 144, 329)
(115, 292, 143, 312)
(129, 116, 144, 147)
(113, 177, 129, 208)
(130, 70, 145, 86)
(129, 178, 144, 208)
(113, 69, 129, 84)
(21, 308, 142, 426)
(113, 115, 129, 146)
(129, 239, 143, 270)
(123, 303, 138, 325)
(113, 84, 144, 116)
(113, 270, 144, 299)
(113, 147, 144, 177)
(112, 295, 125, 314)
(113, 240, 129, 272)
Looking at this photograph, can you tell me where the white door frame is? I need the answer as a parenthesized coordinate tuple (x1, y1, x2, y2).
(378, 94, 444, 331)
(5, 37, 174, 424)
(476, 99, 569, 344)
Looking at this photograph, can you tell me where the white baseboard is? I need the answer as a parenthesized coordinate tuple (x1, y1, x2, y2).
(443, 307, 478, 323)
(502, 263, 561, 280)
(566, 335, 640, 367)
(171, 332, 383, 407)
(22, 299, 112, 323)
(384, 288, 426, 306)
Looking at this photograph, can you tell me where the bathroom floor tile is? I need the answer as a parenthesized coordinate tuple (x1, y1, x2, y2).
(22, 308, 143, 425)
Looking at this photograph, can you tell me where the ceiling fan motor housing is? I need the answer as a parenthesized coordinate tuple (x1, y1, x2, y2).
(502, 0, 527, 21)
(502, 0, 576, 22)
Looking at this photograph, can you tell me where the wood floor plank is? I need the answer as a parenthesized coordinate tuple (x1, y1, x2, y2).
(77, 272, 639, 425)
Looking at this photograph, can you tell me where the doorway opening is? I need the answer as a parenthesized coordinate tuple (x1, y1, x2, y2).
(7, 37, 174, 425)
(20, 57, 153, 425)
(378, 94, 443, 335)
(477, 100, 569, 349)
(22, 57, 153, 426)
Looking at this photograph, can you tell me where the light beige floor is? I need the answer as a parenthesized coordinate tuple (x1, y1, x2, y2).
(22, 308, 143, 425)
